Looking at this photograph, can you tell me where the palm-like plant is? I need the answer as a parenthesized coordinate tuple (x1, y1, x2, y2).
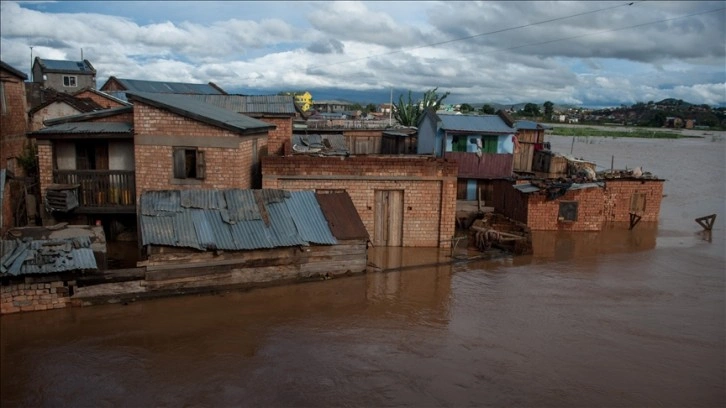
(393, 87, 450, 127)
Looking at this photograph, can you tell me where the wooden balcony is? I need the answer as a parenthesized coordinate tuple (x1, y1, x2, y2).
(444, 152, 514, 179)
(53, 170, 136, 213)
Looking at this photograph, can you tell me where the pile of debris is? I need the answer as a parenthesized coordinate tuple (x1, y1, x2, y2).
(469, 213, 532, 255)
(598, 167, 657, 180)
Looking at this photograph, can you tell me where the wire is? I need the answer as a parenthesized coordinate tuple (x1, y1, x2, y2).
(307, 1, 645, 71)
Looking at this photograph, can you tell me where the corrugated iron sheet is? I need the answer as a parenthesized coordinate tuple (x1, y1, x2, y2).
(287, 191, 338, 245)
(439, 114, 514, 134)
(185, 95, 297, 115)
(31, 122, 132, 135)
(315, 192, 369, 240)
(139, 189, 342, 251)
(116, 78, 222, 94)
(40, 59, 93, 72)
(1, 236, 97, 276)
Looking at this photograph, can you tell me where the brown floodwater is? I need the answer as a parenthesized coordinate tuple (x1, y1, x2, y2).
(2, 134, 725, 407)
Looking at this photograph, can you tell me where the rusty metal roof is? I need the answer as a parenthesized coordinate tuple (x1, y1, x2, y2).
(139, 189, 340, 251)
(315, 192, 369, 240)
(1, 237, 98, 276)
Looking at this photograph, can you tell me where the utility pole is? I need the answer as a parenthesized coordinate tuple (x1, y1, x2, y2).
(29, 46, 33, 81)
(389, 88, 393, 126)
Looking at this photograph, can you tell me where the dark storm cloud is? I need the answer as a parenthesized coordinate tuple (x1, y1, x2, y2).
(307, 39, 344, 54)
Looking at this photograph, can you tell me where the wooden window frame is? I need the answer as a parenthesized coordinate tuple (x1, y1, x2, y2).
(558, 201, 578, 222)
(173, 147, 206, 180)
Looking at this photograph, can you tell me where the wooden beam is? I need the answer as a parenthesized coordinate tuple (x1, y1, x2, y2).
(695, 214, 717, 231)
(629, 212, 642, 230)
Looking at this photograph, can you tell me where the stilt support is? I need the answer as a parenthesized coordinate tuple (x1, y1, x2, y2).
(629, 212, 642, 230)
(695, 214, 716, 231)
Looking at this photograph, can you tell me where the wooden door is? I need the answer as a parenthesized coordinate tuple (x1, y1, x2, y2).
(374, 190, 403, 247)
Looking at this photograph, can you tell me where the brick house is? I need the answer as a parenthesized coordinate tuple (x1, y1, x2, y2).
(491, 175, 665, 231)
(184, 94, 298, 160)
(28, 88, 108, 131)
(28, 92, 274, 240)
(73, 88, 131, 110)
(1, 61, 30, 234)
(262, 155, 458, 248)
(32, 57, 96, 92)
(417, 109, 517, 201)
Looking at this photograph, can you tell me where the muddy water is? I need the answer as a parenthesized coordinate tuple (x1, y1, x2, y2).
(2, 134, 725, 407)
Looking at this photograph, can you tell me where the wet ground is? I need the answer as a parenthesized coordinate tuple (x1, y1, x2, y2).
(1, 134, 725, 407)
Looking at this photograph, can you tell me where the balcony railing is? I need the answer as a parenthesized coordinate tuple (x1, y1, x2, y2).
(54, 170, 136, 211)
(444, 152, 514, 179)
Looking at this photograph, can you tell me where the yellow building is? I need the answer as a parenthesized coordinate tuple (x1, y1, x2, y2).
(288, 91, 312, 112)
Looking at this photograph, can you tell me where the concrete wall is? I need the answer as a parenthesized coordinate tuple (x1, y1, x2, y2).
(29, 102, 81, 131)
(262, 155, 458, 248)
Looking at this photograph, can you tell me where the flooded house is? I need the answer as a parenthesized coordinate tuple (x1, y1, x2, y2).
(28, 92, 274, 245)
(512, 119, 552, 174)
(416, 109, 517, 202)
(0, 224, 105, 314)
(491, 169, 665, 232)
(262, 154, 458, 248)
(135, 188, 368, 293)
(1, 61, 30, 235)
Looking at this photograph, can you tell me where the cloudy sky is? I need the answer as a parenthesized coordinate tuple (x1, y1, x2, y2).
(1, 1, 724, 107)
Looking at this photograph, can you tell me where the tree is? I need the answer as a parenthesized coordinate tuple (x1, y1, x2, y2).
(543, 101, 554, 118)
(479, 104, 495, 114)
(365, 103, 377, 113)
(393, 87, 450, 127)
(522, 103, 541, 117)
(460, 103, 474, 113)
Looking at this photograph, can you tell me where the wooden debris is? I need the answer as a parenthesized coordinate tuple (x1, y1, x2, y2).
(695, 214, 717, 231)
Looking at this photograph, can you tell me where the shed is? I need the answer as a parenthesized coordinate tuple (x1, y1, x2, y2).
(138, 189, 368, 291)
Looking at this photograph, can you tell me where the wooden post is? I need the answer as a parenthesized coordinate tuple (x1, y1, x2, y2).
(629, 212, 642, 230)
(695, 214, 716, 231)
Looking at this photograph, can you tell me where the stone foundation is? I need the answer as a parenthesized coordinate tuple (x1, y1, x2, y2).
(1, 280, 73, 314)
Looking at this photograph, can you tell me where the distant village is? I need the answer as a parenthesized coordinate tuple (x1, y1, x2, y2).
(1, 57, 666, 314)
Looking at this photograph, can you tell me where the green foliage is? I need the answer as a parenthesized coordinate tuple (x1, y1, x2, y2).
(543, 101, 554, 117)
(460, 103, 474, 113)
(365, 103, 377, 113)
(522, 103, 541, 117)
(479, 104, 495, 114)
(393, 87, 450, 126)
(16, 140, 38, 176)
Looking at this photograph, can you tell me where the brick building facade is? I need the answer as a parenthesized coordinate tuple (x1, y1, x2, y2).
(1, 61, 29, 234)
(493, 178, 665, 231)
(262, 155, 458, 248)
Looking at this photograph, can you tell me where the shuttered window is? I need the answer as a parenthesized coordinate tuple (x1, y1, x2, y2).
(630, 193, 646, 214)
(173, 148, 205, 180)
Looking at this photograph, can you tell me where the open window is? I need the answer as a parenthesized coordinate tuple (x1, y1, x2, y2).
(558, 201, 578, 222)
(173, 147, 206, 180)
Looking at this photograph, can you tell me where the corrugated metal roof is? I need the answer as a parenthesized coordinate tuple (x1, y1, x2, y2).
(31, 122, 133, 135)
(38, 59, 94, 73)
(287, 191, 338, 245)
(1, 60, 28, 79)
(291, 134, 348, 155)
(315, 192, 369, 240)
(1, 237, 98, 276)
(515, 120, 539, 130)
(126, 92, 275, 135)
(115, 78, 223, 94)
(139, 189, 340, 251)
(185, 95, 297, 115)
(439, 114, 515, 134)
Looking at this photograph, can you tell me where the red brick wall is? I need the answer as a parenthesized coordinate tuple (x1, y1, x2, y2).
(75, 90, 126, 109)
(261, 116, 291, 156)
(262, 156, 458, 248)
(133, 102, 267, 197)
(1, 69, 29, 233)
(603, 179, 664, 223)
(88, 111, 134, 123)
(526, 188, 606, 231)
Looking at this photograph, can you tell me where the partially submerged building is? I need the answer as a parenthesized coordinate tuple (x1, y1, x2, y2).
(492, 169, 665, 231)
(138, 188, 369, 292)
